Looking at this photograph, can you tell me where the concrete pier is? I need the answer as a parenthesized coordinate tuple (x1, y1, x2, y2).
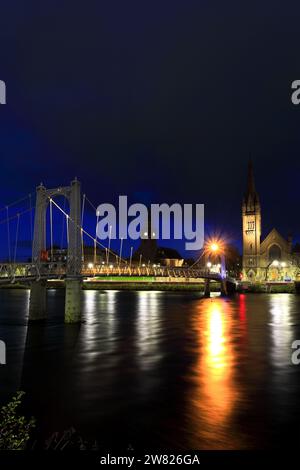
(204, 279, 210, 297)
(64, 277, 82, 323)
(220, 279, 228, 297)
(29, 280, 47, 321)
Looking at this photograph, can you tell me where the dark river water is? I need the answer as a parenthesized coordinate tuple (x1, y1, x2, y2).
(1, 289, 300, 449)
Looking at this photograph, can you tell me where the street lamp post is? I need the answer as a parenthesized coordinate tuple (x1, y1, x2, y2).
(129, 246, 133, 269)
(107, 225, 112, 266)
(119, 238, 123, 267)
(207, 241, 227, 275)
(206, 239, 227, 296)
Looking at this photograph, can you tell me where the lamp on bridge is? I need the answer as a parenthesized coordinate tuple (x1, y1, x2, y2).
(88, 262, 94, 274)
(205, 238, 226, 279)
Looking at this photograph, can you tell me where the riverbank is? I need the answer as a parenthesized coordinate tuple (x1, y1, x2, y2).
(0, 280, 220, 292)
(240, 282, 296, 293)
(0, 280, 297, 292)
(83, 281, 219, 291)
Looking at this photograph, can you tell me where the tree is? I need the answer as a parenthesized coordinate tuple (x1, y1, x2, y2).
(224, 244, 242, 278)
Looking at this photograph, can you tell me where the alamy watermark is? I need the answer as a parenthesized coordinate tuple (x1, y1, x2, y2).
(96, 197, 204, 251)
(0, 340, 6, 364)
(0, 80, 6, 104)
(291, 340, 300, 365)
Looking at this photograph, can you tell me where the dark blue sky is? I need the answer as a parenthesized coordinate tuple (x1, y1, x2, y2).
(1, 1, 300, 259)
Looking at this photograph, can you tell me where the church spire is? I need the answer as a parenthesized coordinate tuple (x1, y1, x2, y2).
(247, 158, 256, 194)
(243, 158, 260, 208)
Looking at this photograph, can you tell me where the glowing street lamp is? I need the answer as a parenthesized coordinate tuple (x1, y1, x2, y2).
(272, 260, 279, 267)
(88, 262, 94, 275)
(204, 237, 225, 256)
(205, 238, 226, 279)
(210, 243, 219, 253)
(207, 262, 212, 268)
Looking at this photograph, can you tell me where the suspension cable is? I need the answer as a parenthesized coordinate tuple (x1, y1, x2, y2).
(0, 207, 34, 264)
(93, 239, 97, 265)
(81, 194, 86, 226)
(0, 206, 34, 225)
(14, 213, 20, 264)
(66, 215, 69, 245)
(190, 250, 205, 268)
(0, 194, 33, 214)
(50, 198, 53, 262)
(49, 197, 126, 264)
(81, 194, 86, 262)
(81, 228, 84, 262)
(84, 195, 97, 212)
(60, 197, 67, 249)
(6, 207, 11, 263)
(29, 194, 33, 242)
(94, 212, 99, 264)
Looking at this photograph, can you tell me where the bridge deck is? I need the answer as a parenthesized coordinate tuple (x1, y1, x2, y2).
(0, 262, 237, 284)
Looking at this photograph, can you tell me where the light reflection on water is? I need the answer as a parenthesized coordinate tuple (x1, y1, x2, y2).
(136, 291, 163, 368)
(187, 299, 239, 448)
(269, 295, 293, 368)
(1, 290, 300, 449)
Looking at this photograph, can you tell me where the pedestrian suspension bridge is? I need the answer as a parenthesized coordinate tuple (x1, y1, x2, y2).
(0, 179, 236, 323)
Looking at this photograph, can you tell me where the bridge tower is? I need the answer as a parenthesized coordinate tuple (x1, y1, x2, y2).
(64, 178, 82, 323)
(242, 160, 261, 281)
(29, 178, 82, 323)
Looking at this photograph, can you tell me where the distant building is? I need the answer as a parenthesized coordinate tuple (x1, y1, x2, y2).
(242, 161, 298, 281)
(133, 213, 185, 267)
(51, 245, 107, 265)
(82, 245, 107, 264)
(156, 247, 184, 267)
(133, 222, 158, 263)
(134, 242, 184, 267)
(50, 248, 67, 263)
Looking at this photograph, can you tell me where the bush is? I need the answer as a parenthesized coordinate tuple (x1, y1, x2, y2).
(0, 391, 35, 450)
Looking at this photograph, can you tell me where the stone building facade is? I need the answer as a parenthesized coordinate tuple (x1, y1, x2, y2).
(242, 162, 298, 282)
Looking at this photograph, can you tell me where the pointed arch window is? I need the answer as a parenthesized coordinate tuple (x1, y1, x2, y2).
(269, 244, 281, 262)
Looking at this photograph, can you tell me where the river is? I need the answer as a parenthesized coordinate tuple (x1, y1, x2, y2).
(1, 289, 300, 449)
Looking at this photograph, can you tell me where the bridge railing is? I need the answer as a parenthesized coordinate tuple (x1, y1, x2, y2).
(81, 264, 223, 280)
(0, 262, 67, 282)
(0, 261, 230, 283)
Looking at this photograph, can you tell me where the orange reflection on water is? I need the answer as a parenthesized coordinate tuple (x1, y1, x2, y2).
(187, 297, 241, 448)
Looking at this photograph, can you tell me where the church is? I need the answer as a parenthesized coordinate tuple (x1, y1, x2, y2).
(242, 162, 298, 282)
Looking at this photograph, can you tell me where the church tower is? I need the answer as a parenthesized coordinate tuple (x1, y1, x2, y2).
(242, 160, 261, 280)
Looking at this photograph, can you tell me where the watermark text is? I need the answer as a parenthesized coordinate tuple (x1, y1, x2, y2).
(0, 80, 6, 104)
(96, 197, 204, 251)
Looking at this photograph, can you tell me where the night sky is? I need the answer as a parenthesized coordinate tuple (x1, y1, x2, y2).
(1, 1, 300, 259)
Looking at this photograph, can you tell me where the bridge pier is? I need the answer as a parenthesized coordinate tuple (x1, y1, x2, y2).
(29, 280, 47, 321)
(64, 277, 82, 323)
(204, 279, 210, 297)
(220, 279, 228, 297)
